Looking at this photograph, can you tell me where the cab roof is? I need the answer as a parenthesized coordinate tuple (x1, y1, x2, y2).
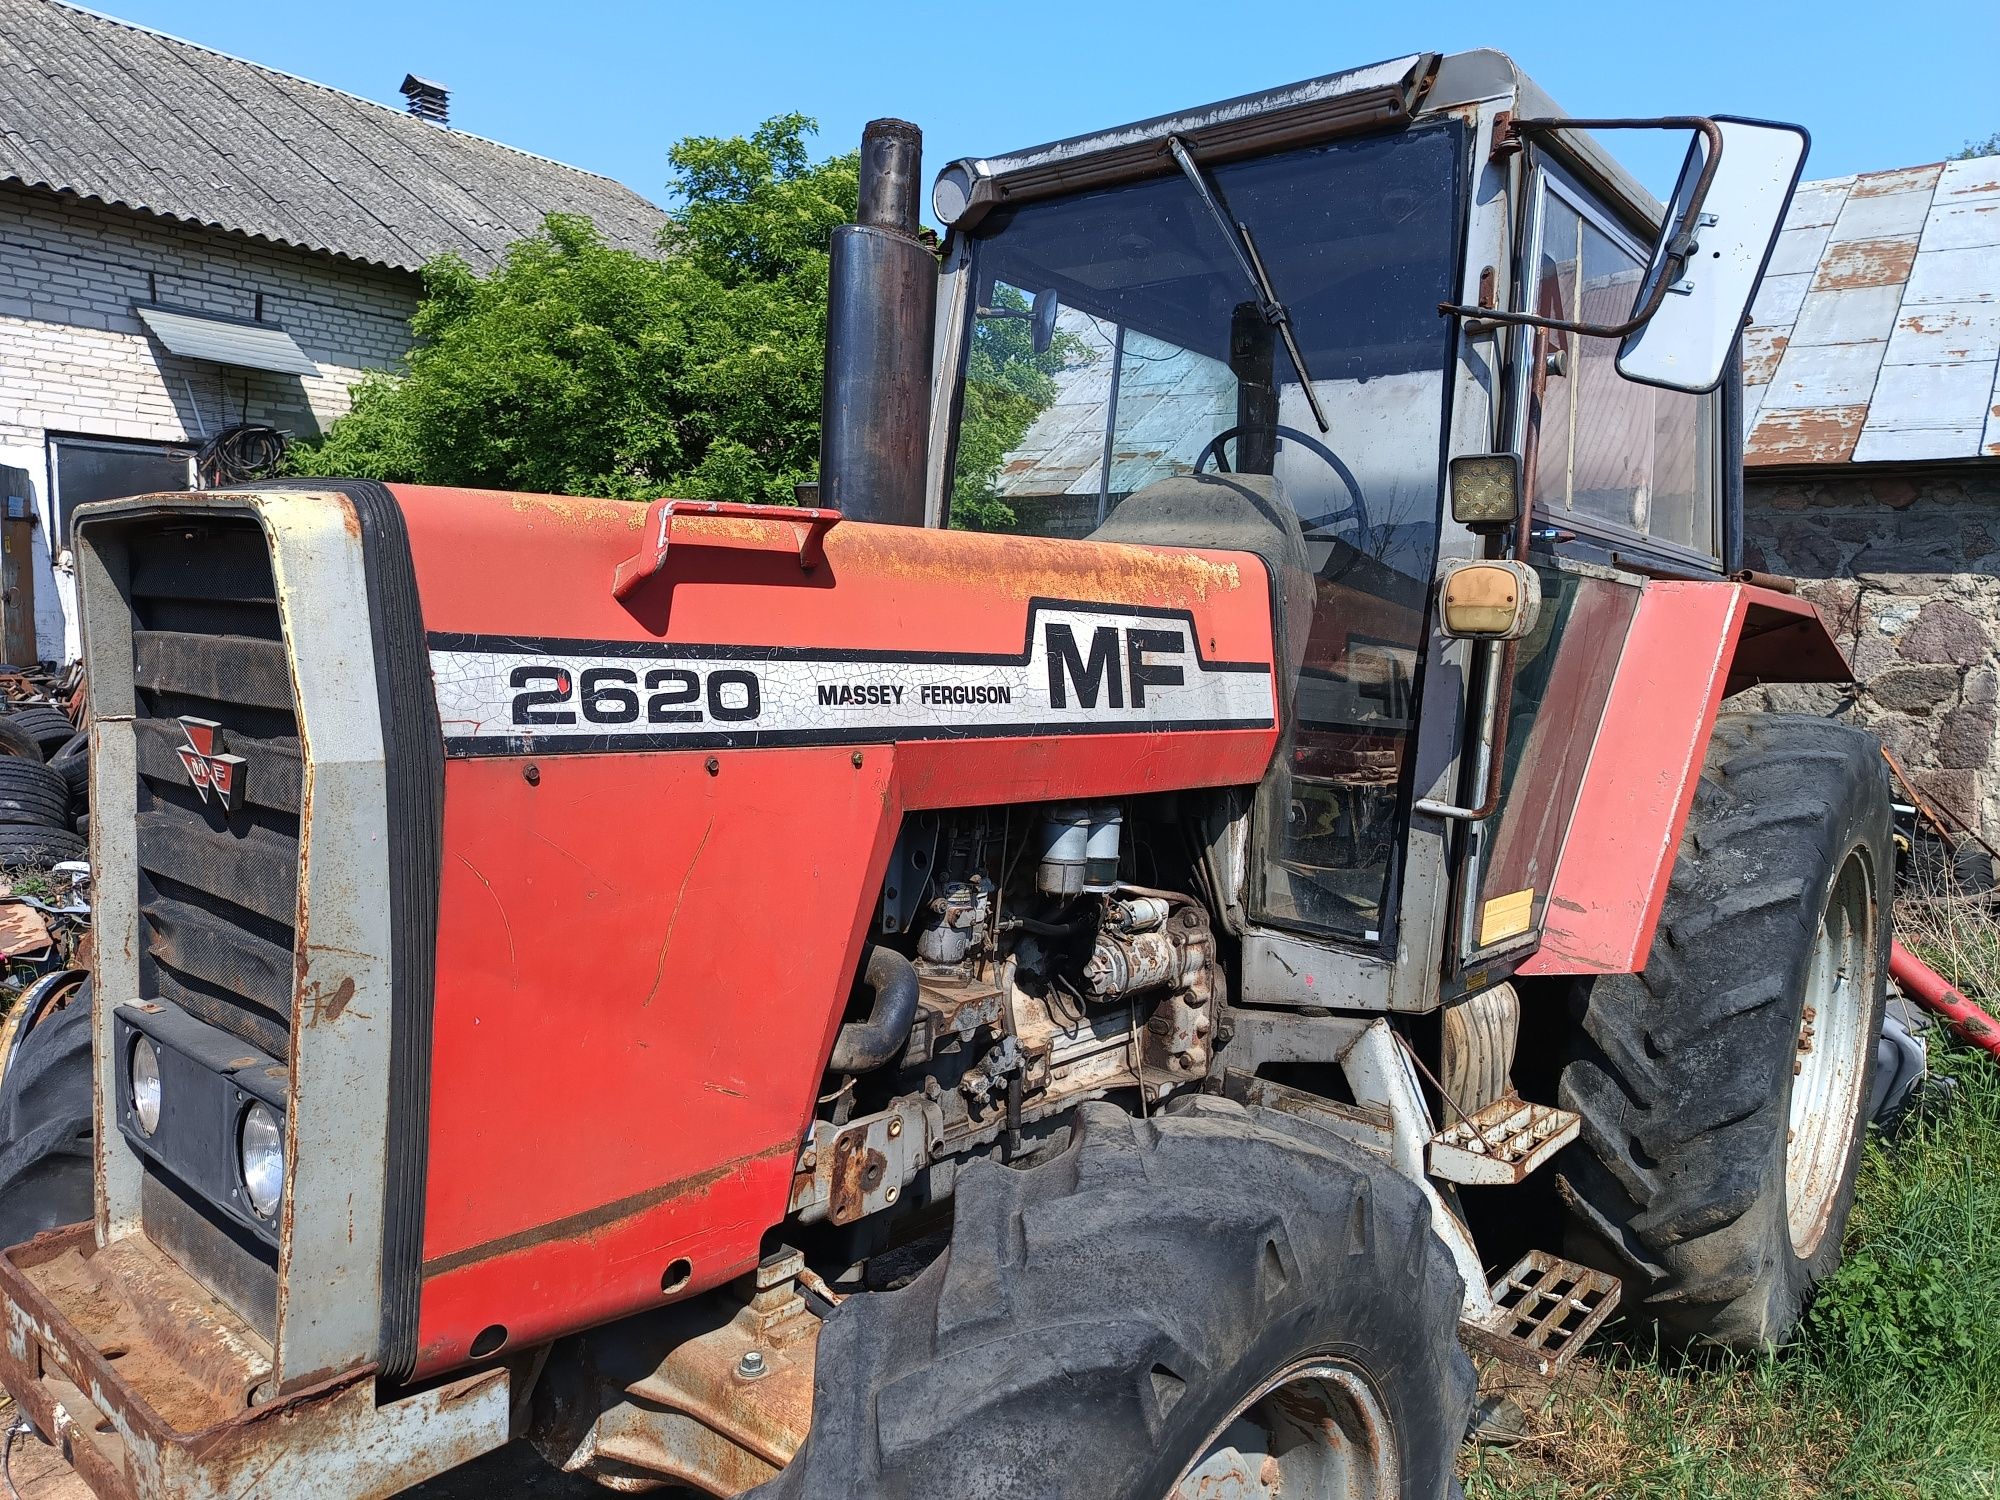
(937, 48, 1666, 240)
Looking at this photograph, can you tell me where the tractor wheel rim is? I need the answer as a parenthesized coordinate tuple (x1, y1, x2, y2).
(1167, 1356, 1396, 1500)
(1785, 847, 1875, 1258)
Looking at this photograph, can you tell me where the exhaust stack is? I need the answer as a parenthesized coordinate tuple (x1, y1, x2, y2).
(820, 119, 936, 527)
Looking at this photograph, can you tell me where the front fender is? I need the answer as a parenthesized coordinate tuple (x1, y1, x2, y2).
(1519, 580, 1849, 977)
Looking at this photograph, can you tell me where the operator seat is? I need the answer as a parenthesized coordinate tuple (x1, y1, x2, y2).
(1089, 473, 1314, 710)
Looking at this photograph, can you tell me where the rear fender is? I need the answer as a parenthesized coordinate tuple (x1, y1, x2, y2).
(1518, 581, 1848, 977)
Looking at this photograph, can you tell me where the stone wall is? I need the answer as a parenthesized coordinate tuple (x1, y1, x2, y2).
(1742, 467, 2000, 844)
(0, 183, 419, 657)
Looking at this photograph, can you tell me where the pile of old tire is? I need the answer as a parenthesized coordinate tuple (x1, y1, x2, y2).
(0, 703, 78, 760)
(0, 704, 86, 864)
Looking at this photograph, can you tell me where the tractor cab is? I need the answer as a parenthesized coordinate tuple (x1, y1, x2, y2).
(924, 51, 1806, 1005)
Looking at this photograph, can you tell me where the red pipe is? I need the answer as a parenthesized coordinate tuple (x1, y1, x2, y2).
(1890, 940, 2000, 1060)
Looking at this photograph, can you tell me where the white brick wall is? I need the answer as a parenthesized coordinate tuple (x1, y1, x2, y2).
(0, 183, 421, 659)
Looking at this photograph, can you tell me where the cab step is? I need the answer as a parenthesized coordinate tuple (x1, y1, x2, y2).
(1461, 1250, 1621, 1376)
(1427, 1094, 1578, 1185)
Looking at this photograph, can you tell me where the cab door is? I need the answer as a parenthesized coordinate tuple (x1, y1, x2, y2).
(1451, 158, 1727, 973)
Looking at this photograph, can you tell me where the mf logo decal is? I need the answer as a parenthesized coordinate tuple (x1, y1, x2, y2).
(176, 716, 247, 809)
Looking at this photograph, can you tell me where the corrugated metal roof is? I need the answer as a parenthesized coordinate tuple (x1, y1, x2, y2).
(133, 301, 317, 375)
(1745, 154, 2000, 466)
(0, 0, 670, 272)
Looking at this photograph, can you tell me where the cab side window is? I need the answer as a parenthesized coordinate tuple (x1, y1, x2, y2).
(1526, 182, 1721, 563)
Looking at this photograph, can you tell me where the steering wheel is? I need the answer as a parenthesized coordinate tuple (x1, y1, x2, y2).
(1193, 424, 1372, 573)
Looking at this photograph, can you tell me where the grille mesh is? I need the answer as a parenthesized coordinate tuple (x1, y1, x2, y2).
(129, 520, 302, 1064)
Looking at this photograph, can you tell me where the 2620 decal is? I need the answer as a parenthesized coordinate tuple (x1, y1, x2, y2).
(507, 664, 763, 726)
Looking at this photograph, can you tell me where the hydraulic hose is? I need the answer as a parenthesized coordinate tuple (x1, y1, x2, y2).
(1890, 940, 2000, 1060)
(828, 945, 921, 1073)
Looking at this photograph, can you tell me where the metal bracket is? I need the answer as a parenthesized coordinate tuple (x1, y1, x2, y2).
(611, 499, 842, 601)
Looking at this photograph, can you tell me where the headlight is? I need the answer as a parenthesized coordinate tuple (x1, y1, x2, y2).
(239, 1102, 285, 1219)
(131, 1037, 162, 1136)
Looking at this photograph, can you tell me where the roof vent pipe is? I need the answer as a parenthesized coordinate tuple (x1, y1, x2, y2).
(400, 74, 449, 125)
(819, 119, 937, 527)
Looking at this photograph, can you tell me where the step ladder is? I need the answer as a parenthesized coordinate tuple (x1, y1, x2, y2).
(1462, 1251, 1621, 1377)
(1427, 1094, 1578, 1186)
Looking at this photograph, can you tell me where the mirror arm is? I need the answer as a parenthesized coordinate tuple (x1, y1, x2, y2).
(1438, 116, 1726, 338)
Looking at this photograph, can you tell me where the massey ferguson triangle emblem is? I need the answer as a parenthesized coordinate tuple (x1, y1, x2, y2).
(176, 716, 247, 810)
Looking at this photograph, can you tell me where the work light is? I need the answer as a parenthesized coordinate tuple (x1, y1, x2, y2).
(131, 1036, 162, 1137)
(240, 1102, 285, 1220)
(1450, 453, 1522, 530)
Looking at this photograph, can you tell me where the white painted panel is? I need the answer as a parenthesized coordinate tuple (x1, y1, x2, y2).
(1740, 379, 1767, 443)
(1830, 188, 1935, 243)
(1860, 357, 1997, 437)
(1920, 200, 2000, 252)
(1742, 325, 1788, 385)
(1784, 179, 1851, 229)
(1790, 284, 1904, 347)
(1884, 300, 2000, 365)
(1934, 157, 2000, 205)
(1852, 423, 1984, 463)
(1766, 222, 1834, 277)
(1761, 338, 1886, 409)
(1751, 271, 1812, 328)
(1904, 246, 1998, 305)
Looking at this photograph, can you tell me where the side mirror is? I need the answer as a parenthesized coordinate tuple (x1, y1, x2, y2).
(1617, 117, 1809, 394)
(1437, 116, 1808, 397)
(1438, 560, 1542, 641)
(1031, 288, 1059, 356)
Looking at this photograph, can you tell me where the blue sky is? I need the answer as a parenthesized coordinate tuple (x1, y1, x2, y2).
(100, 0, 1999, 209)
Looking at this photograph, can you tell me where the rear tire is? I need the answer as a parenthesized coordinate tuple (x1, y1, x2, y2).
(0, 976, 94, 1246)
(762, 1099, 1474, 1500)
(1556, 714, 1891, 1348)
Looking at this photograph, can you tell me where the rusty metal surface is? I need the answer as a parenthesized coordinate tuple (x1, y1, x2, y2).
(1746, 153, 2000, 465)
(536, 1261, 820, 1498)
(1464, 1251, 1620, 1378)
(0, 1226, 511, 1500)
(1427, 1096, 1579, 1187)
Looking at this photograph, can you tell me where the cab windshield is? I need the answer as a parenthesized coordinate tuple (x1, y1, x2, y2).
(948, 122, 1466, 943)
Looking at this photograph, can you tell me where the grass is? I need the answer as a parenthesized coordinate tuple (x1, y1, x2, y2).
(1463, 889, 2000, 1500)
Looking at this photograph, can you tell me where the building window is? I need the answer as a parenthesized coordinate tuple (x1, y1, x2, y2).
(47, 436, 195, 544)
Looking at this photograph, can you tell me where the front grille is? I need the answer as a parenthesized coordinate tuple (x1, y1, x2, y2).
(128, 520, 302, 1065)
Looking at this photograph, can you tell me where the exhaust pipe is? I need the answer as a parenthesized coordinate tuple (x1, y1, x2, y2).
(820, 119, 937, 527)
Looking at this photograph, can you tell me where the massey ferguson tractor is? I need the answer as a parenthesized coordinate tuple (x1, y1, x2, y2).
(0, 50, 1881, 1500)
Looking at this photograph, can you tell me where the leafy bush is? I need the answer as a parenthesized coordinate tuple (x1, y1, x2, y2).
(294, 115, 1070, 515)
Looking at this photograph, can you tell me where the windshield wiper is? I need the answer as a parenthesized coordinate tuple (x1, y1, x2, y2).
(1167, 135, 1330, 434)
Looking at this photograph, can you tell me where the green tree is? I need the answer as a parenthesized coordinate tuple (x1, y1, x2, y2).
(1955, 131, 2000, 160)
(293, 115, 1073, 515)
(294, 116, 852, 504)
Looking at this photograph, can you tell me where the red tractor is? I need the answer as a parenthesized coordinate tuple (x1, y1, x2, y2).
(0, 50, 1878, 1500)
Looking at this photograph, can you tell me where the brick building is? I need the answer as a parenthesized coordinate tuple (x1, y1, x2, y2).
(0, 0, 668, 659)
(1740, 153, 2000, 849)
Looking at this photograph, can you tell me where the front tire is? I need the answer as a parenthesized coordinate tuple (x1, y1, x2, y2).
(762, 1099, 1474, 1500)
(1556, 714, 1891, 1348)
(0, 975, 94, 1247)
